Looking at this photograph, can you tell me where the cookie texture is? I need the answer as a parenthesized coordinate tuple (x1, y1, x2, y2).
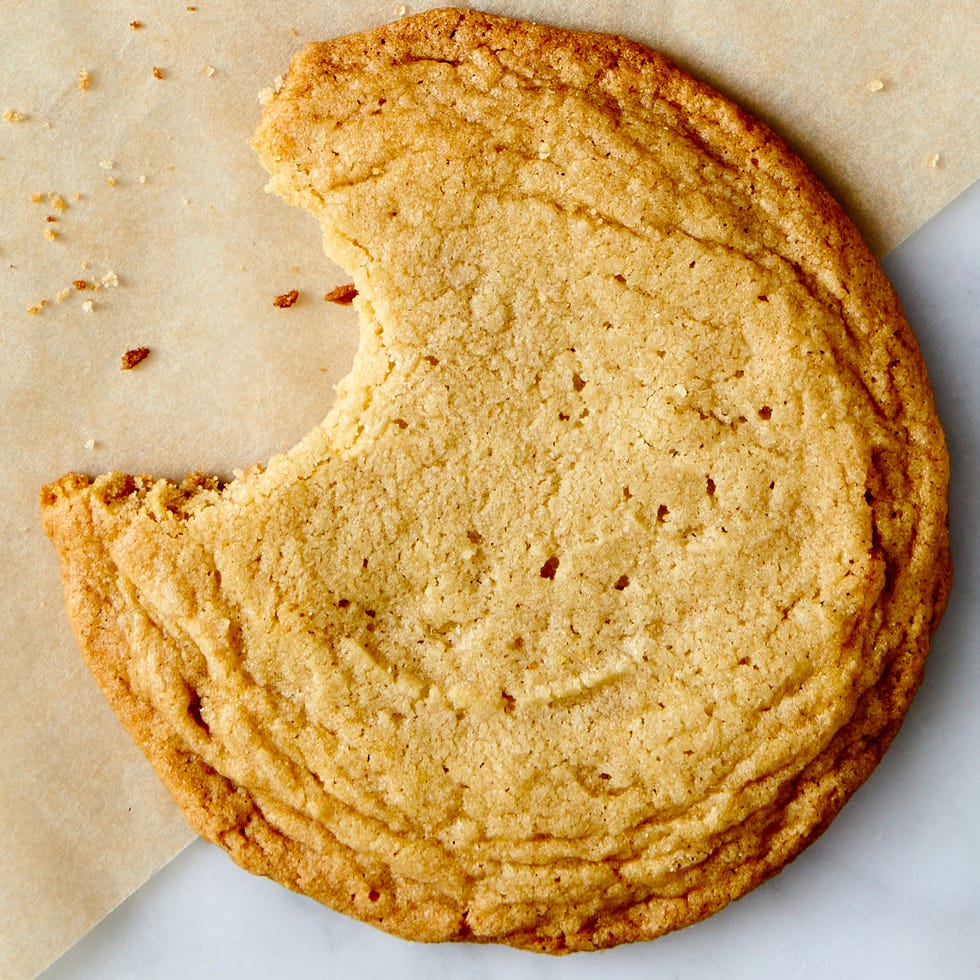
(41, 8, 950, 953)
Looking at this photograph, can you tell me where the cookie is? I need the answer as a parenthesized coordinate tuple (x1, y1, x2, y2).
(41, 8, 950, 953)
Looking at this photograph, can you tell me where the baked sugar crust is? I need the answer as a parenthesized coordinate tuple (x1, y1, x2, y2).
(41, 8, 950, 953)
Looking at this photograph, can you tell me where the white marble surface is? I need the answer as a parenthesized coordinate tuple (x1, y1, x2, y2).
(42, 182, 980, 980)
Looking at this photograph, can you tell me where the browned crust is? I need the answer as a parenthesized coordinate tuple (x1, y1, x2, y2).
(41, 8, 951, 954)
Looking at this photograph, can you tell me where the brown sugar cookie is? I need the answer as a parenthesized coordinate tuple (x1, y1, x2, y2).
(41, 8, 950, 953)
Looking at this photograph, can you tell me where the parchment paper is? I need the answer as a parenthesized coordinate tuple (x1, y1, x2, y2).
(1, 2, 976, 976)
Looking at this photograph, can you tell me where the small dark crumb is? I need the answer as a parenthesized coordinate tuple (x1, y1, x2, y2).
(152, 66, 164, 79)
(121, 346, 150, 370)
(540, 556, 559, 580)
(72, 279, 89, 290)
(614, 575, 630, 590)
(599, 772, 611, 780)
(130, 20, 142, 29)
(324, 283, 357, 304)
(274, 289, 299, 308)
(758, 405, 773, 420)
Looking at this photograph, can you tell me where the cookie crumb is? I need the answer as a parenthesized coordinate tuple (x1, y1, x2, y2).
(121, 347, 150, 370)
(203, 65, 216, 77)
(33, 192, 69, 211)
(152, 66, 164, 80)
(73, 279, 89, 290)
(27, 300, 48, 315)
(2, 109, 27, 122)
(45, 227, 60, 241)
(101, 271, 119, 289)
(324, 283, 358, 304)
(866, 77, 885, 92)
(82, 299, 94, 313)
(78, 69, 91, 91)
(130, 20, 142, 29)
(926, 152, 942, 169)
(84, 438, 97, 450)
(55, 286, 71, 303)
(106, 177, 117, 187)
(274, 289, 299, 308)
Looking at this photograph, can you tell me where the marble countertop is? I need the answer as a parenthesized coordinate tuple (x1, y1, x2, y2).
(41, 180, 980, 980)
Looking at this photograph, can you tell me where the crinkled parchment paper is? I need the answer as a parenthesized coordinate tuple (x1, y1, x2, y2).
(1, 1, 976, 975)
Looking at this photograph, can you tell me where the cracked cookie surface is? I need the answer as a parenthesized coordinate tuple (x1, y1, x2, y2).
(42, 8, 950, 953)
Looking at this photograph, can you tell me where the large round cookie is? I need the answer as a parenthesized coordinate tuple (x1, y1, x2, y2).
(42, 8, 950, 953)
